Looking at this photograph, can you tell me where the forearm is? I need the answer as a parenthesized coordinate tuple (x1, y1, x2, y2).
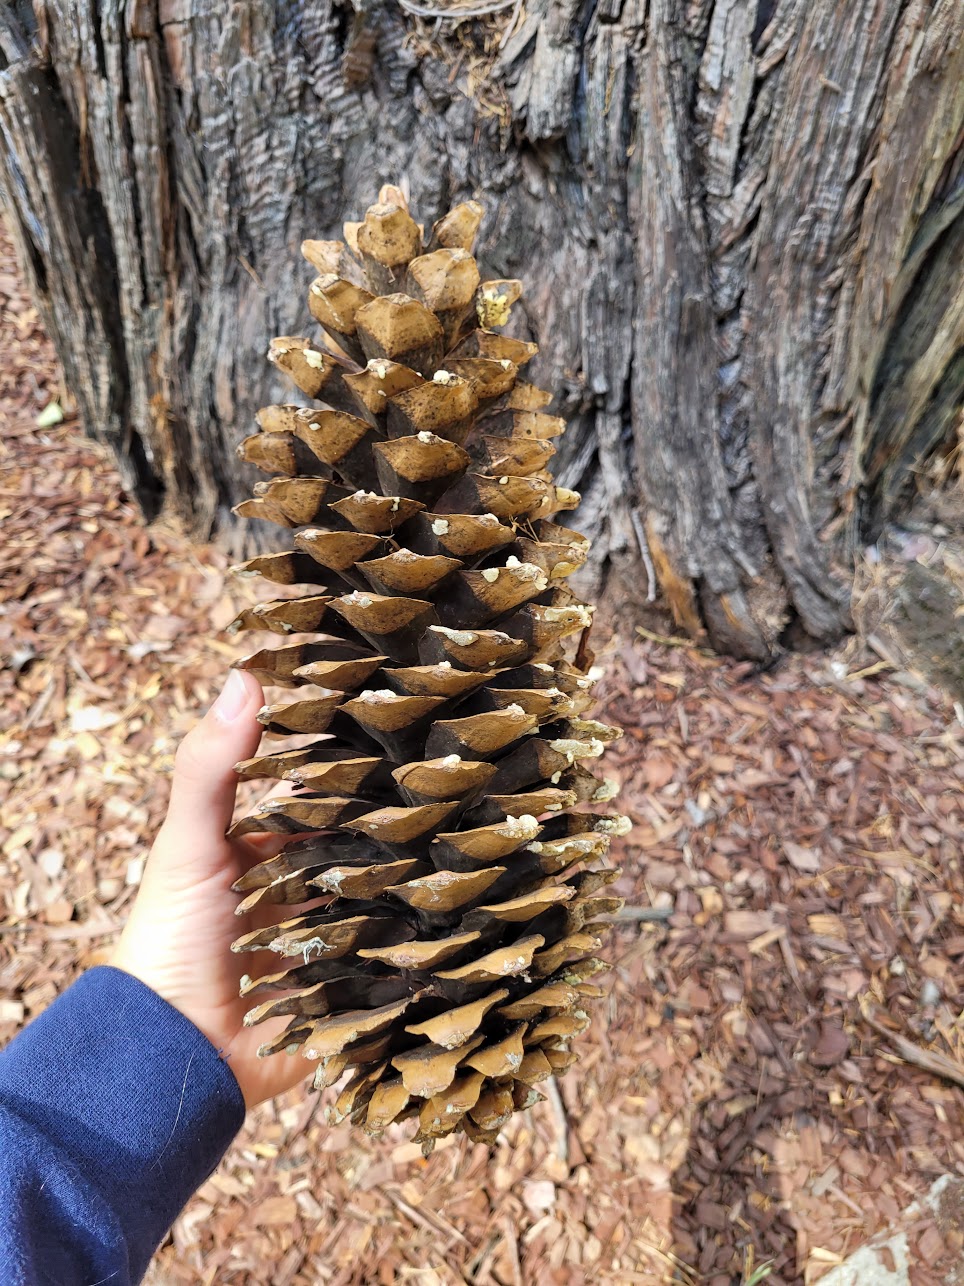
(0, 967, 244, 1285)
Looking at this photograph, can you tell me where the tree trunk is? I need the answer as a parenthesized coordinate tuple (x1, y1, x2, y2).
(1, 0, 961, 658)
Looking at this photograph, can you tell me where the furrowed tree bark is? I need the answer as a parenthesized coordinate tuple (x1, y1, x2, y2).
(0, 0, 961, 657)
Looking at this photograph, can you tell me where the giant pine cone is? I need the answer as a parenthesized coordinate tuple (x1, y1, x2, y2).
(228, 186, 626, 1149)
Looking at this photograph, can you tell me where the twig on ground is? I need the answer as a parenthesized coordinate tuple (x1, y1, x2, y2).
(860, 997, 964, 1090)
(846, 659, 895, 681)
(753, 1013, 795, 1078)
(380, 1185, 472, 1249)
(22, 677, 55, 730)
(636, 1237, 699, 1284)
(543, 1076, 570, 1167)
(609, 904, 675, 923)
(778, 930, 806, 997)
(635, 624, 706, 650)
(499, 1217, 523, 1286)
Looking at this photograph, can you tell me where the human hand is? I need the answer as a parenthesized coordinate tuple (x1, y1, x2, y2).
(111, 670, 309, 1109)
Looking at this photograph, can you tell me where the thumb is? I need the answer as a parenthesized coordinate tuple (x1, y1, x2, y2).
(162, 668, 264, 841)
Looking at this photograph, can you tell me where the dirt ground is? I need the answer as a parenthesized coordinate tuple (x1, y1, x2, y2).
(1, 229, 962, 1284)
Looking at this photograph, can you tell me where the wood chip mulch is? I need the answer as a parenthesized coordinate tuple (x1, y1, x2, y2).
(1, 227, 962, 1285)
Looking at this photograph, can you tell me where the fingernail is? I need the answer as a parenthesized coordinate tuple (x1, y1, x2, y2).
(212, 669, 250, 723)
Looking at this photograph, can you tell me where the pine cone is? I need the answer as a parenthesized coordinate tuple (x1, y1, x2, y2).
(228, 186, 626, 1149)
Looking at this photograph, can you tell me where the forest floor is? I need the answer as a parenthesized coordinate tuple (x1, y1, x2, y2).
(1, 227, 963, 1285)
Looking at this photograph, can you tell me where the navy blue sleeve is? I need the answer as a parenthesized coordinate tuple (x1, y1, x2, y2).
(0, 965, 246, 1285)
